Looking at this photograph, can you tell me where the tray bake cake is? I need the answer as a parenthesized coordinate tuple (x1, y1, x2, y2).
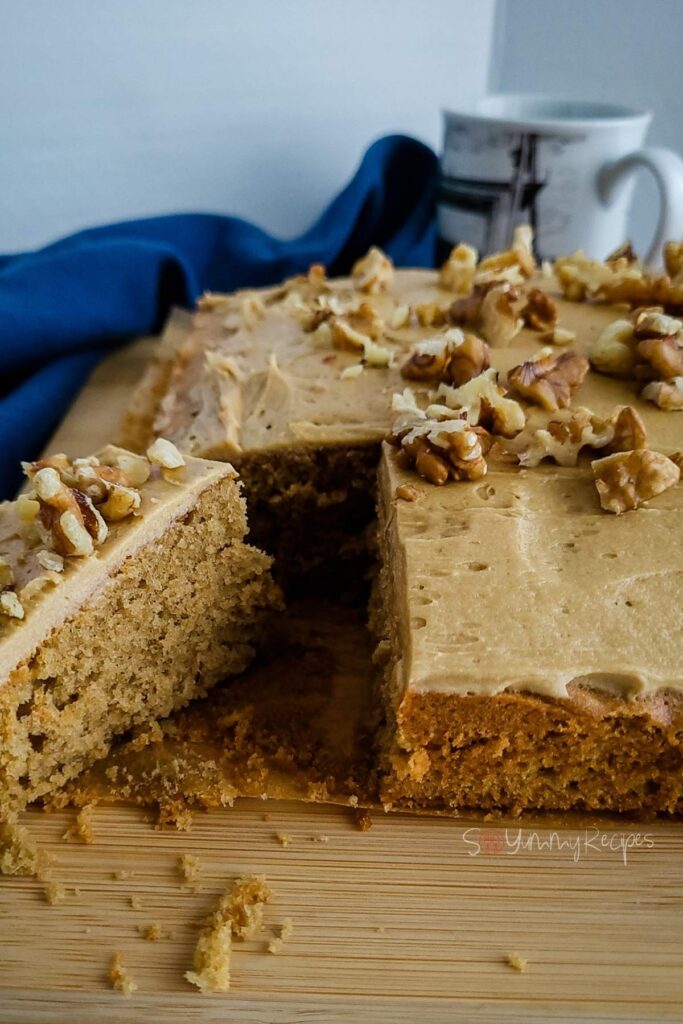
(116, 233, 683, 818)
(0, 441, 278, 833)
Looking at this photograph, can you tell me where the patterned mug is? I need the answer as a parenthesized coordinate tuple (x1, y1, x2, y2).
(438, 94, 683, 264)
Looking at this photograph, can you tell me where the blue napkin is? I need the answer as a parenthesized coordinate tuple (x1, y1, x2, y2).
(0, 134, 437, 498)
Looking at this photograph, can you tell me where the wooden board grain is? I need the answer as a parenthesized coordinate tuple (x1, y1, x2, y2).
(1, 331, 683, 1023)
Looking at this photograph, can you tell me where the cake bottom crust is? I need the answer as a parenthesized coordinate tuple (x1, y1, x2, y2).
(380, 686, 683, 817)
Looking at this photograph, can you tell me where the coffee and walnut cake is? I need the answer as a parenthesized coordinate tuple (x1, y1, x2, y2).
(106, 230, 683, 819)
(0, 441, 279, 831)
(5, 230, 683, 839)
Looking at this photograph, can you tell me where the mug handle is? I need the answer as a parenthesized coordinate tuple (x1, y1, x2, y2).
(597, 147, 683, 266)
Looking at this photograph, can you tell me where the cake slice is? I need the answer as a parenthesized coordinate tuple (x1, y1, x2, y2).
(374, 446, 683, 816)
(0, 441, 279, 830)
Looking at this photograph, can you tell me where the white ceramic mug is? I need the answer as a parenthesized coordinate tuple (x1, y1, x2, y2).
(438, 94, 683, 264)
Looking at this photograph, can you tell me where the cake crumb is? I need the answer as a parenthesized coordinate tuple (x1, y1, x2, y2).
(268, 917, 294, 954)
(262, 813, 272, 822)
(44, 880, 67, 905)
(348, 795, 359, 808)
(0, 819, 47, 877)
(312, 834, 330, 844)
(129, 895, 144, 911)
(178, 852, 203, 890)
(112, 869, 135, 881)
(353, 809, 373, 832)
(505, 952, 528, 973)
(109, 952, 139, 996)
(375, 926, 386, 934)
(185, 875, 272, 993)
(62, 805, 95, 845)
(137, 922, 163, 942)
(275, 831, 293, 848)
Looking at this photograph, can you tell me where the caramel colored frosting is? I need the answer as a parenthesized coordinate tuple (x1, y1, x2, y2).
(153, 270, 682, 460)
(0, 446, 239, 684)
(380, 446, 683, 701)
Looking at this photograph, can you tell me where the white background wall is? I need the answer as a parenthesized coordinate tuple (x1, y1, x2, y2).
(0, 0, 497, 252)
(492, 0, 683, 253)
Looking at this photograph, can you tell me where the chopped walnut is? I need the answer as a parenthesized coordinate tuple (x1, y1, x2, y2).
(641, 377, 683, 410)
(633, 310, 682, 340)
(388, 389, 488, 484)
(395, 483, 420, 502)
(508, 350, 589, 411)
(480, 284, 525, 347)
(435, 368, 526, 436)
(0, 591, 24, 620)
(590, 319, 637, 376)
(664, 242, 683, 283)
(448, 283, 491, 329)
(506, 405, 646, 468)
(438, 243, 478, 295)
(401, 328, 490, 386)
(351, 247, 394, 294)
(390, 303, 411, 329)
(330, 314, 392, 367)
(539, 326, 575, 346)
(474, 225, 535, 286)
(522, 288, 558, 331)
(147, 438, 185, 470)
(415, 302, 447, 327)
(33, 468, 108, 557)
(636, 331, 683, 380)
(340, 362, 364, 380)
(99, 485, 142, 521)
(36, 549, 65, 573)
(592, 449, 680, 513)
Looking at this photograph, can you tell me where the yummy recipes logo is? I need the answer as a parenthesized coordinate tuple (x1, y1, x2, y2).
(462, 827, 655, 866)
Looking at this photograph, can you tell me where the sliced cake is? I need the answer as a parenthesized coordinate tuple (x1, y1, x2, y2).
(0, 441, 279, 831)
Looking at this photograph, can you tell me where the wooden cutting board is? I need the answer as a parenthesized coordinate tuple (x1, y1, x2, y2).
(1, 333, 683, 1024)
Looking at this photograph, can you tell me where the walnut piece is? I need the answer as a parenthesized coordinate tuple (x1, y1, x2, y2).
(522, 288, 558, 331)
(0, 591, 24, 620)
(147, 438, 186, 470)
(539, 326, 575, 346)
(401, 328, 490, 386)
(592, 449, 680, 513)
(480, 284, 525, 347)
(448, 283, 491, 329)
(474, 226, 535, 286)
(507, 350, 589, 411)
(438, 243, 477, 295)
(415, 302, 447, 327)
(590, 319, 637, 376)
(388, 389, 488, 484)
(641, 377, 683, 410)
(33, 467, 108, 557)
(506, 405, 646, 468)
(664, 242, 683, 283)
(351, 247, 394, 294)
(395, 483, 420, 502)
(434, 368, 526, 437)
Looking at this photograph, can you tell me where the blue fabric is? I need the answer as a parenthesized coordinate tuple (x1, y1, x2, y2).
(0, 134, 438, 498)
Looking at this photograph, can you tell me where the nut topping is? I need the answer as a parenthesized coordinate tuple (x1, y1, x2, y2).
(351, 247, 394, 294)
(438, 243, 477, 295)
(507, 350, 589, 411)
(522, 288, 558, 332)
(504, 405, 646, 468)
(480, 284, 525, 347)
(400, 329, 490, 386)
(435, 368, 526, 437)
(592, 449, 680, 514)
(0, 591, 24, 620)
(641, 377, 683, 410)
(147, 438, 186, 470)
(664, 242, 683, 283)
(590, 320, 637, 376)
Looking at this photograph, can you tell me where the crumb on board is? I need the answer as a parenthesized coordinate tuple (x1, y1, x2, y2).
(348, 795, 359, 808)
(505, 952, 528, 973)
(275, 832, 293, 848)
(62, 805, 95, 845)
(262, 813, 272, 822)
(109, 952, 139, 996)
(311, 834, 330, 844)
(268, 917, 294, 955)
(44, 880, 67, 905)
(185, 875, 272, 994)
(137, 922, 163, 942)
(129, 895, 144, 911)
(353, 808, 373, 832)
(0, 819, 48, 878)
(112, 869, 135, 881)
(178, 852, 203, 890)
